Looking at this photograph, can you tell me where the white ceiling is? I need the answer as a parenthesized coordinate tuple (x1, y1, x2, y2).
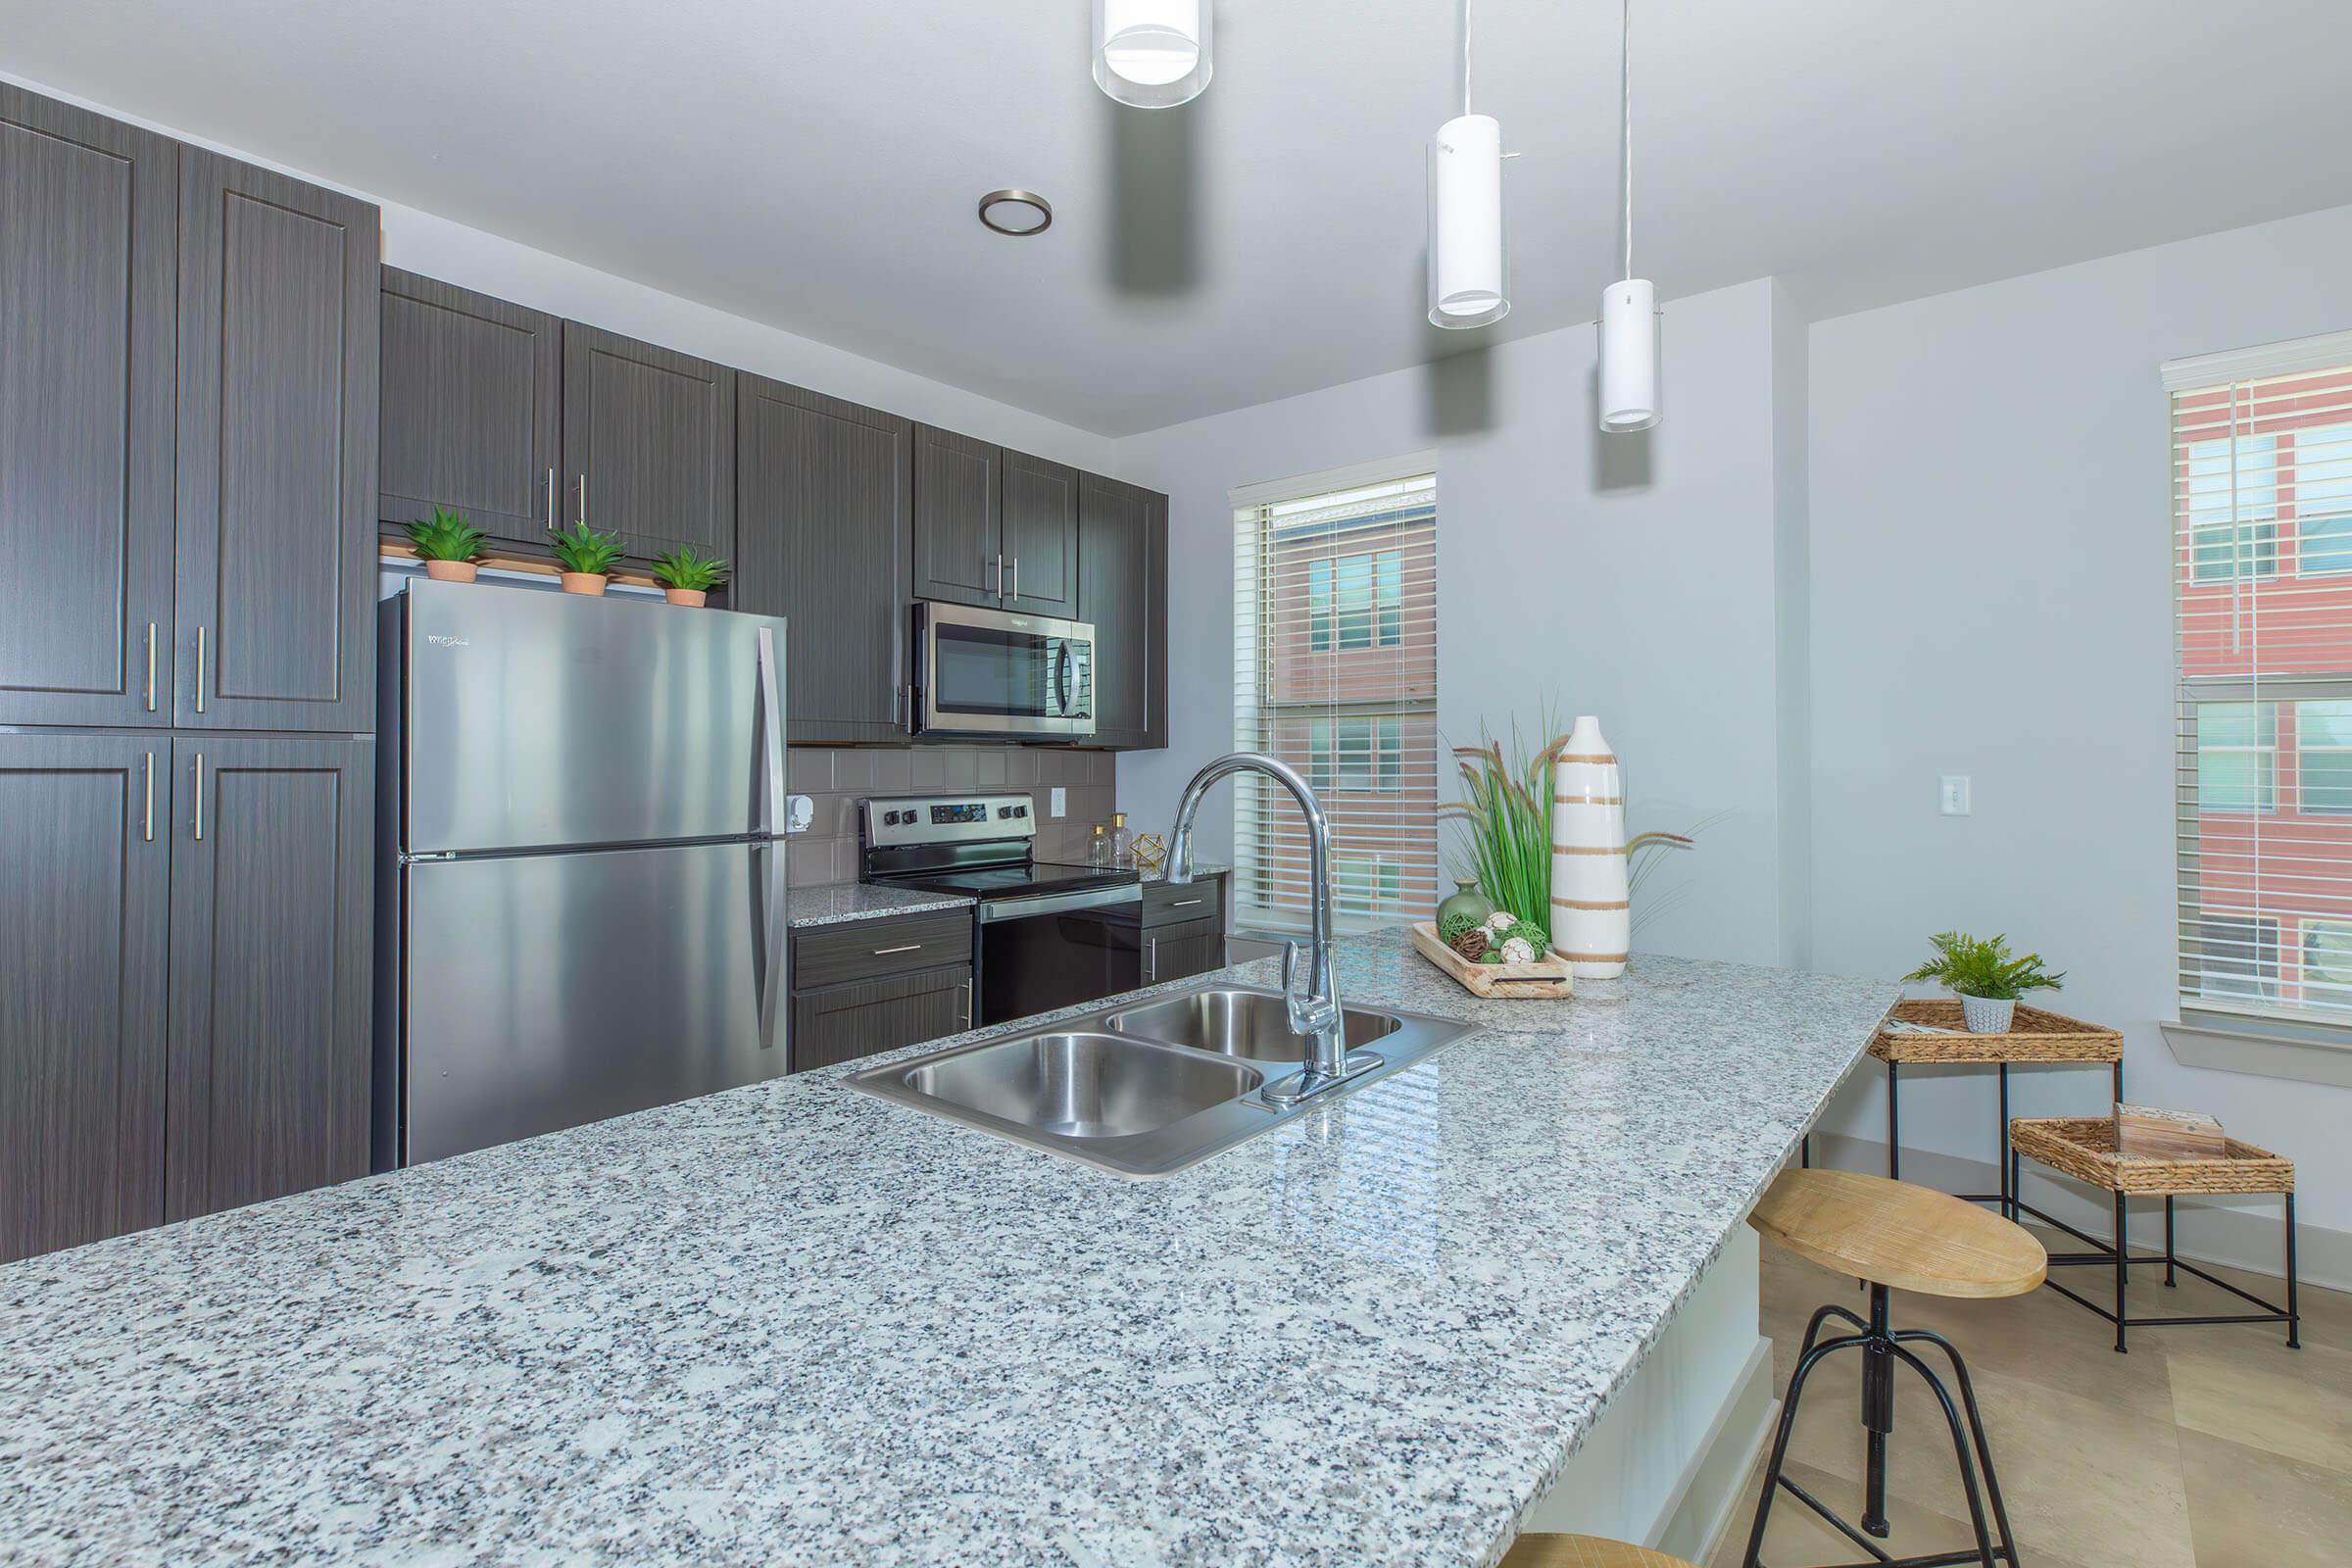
(9, 1, 2352, 436)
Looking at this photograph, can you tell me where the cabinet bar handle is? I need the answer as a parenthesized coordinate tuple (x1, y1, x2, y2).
(194, 626, 207, 713)
(191, 753, 205, 841)
(143, 752, 155, 842)
(871, 943, 923, 956)
(546, 467, 557, 530)
(1168, 898, 1204, 908)
(1008, 557, 1019, 603)
(576, 472, 588, 525)
(144, 623, 157, 711)
(960, 978, 974, 1031)
(991, 553, 1004, 599)
(1148, 936, 1158, 982)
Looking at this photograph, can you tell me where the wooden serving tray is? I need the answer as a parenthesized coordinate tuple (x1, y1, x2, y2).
(1410, 921, 1575, 999)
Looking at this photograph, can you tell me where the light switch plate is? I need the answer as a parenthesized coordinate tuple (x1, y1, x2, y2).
(1050, 786, 1067, 818)
(1939, 775, 1972, 816)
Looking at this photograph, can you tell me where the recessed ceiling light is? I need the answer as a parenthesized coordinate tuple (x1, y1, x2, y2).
(977, 189, 1054, 237)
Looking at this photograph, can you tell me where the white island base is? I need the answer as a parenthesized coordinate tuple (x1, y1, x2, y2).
(1519, 1225, 1776, 1561)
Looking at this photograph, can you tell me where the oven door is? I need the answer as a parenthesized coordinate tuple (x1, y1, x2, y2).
(918, 602, 1097, 738)
(975, 886, 1142, 1025)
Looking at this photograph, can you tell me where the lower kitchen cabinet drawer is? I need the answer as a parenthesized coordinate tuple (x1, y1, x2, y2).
(792, 909, 974, 991)
(791, 963, 974, 1073)
(1143, 915, 1226, 988)
(1143, 872, 1224, 927)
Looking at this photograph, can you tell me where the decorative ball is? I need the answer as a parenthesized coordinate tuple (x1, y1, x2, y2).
(1448, 926, 1491, 960)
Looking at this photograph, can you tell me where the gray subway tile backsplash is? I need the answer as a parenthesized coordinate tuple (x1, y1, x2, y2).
(784, 745, 1121, 886)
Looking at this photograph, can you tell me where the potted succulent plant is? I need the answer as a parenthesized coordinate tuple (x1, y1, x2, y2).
(651, 546, 728, 608)
(1903, 930, 2065, 1033)
(405, 507, 487, 583)
(548, 520, 626, 596)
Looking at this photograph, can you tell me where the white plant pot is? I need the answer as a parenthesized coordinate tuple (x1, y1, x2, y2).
(1960, 994, 2016, 1034)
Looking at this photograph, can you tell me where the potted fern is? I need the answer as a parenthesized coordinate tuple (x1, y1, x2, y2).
(405, 508, 487, 583)
(548, 521, 625, 596)
(1904, 931, 2065, 1033)
(651, 546, 728, 608)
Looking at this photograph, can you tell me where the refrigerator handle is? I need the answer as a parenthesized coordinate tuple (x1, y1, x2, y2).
(755, 625, 789, 1055)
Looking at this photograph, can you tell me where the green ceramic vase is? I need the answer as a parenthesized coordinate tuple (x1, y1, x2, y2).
(1437, 878, 1494, 928)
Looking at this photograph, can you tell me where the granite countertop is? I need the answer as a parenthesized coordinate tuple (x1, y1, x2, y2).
(0, 930, 1895, 1566)
(785, 881, 975, 928)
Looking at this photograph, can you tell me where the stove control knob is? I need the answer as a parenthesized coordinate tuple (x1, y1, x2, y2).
(882, 810, 902, 826)
(998, 806, 1013, 818)
(1013, 805, 1028, 817)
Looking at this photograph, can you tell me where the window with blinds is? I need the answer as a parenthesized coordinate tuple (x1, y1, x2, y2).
(1232, 466, 1438, 931)
(2170, 333, 2352, 1030)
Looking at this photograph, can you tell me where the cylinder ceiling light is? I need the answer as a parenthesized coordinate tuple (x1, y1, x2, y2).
(1094, 0, 1212, 109)
(1597, 0, 1660, 431)
(1428, 0, 1508, 328)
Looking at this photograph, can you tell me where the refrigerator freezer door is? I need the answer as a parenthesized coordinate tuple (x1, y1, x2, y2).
(397, 580, 789, 854)
(399, 839, 787, 1164)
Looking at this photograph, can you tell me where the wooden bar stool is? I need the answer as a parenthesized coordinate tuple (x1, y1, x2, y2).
(1741, 1169, 2046, 1568)
(1499, 1535, 1695, 1567)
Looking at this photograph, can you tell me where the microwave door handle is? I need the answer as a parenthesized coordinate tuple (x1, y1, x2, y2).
(1056, 640, 1074, 714)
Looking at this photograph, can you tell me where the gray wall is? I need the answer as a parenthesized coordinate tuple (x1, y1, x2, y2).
(786, 747, 1116, 885)
(1112, 278, 1808, 964)
(1806, 200, 2352, 1262)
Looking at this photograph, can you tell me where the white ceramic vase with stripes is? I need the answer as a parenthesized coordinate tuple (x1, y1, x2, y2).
(1551, 714, 1630, 978)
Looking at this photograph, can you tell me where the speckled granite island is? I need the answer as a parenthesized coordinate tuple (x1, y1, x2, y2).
(0, 930, 1894, 1566)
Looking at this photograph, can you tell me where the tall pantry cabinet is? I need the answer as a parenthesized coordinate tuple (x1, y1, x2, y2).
(0, 82, 379, 1261)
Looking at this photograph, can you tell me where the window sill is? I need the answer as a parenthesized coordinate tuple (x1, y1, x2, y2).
(2161, 1010, 2352, 1089)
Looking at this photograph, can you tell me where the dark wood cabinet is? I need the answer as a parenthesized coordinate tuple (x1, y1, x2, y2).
(562, 322, 734, 564)
(174, 148, 379, 733)
(738, 375, 912, 742)
(1002, 449, 1080, 615)
(379, 267, 562, 549)
(0, 734, 171, 1263)
(1080, 474, 1168, 748)
(0, 86, 178, 729)
(788, 910, 975, 1073)
(1142, 871, 1227, 986)
(791, 964, 973, 1073)
(911, 424, 1005, 608)
(165, 736, 373, 1222)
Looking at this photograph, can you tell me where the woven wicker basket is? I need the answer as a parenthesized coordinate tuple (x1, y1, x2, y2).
(1870, 1000, 2123, 1064)
(2008, 1116, 2293, 1196)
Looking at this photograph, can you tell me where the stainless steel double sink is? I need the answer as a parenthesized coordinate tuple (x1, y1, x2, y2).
(844, 985, 1475, 1177)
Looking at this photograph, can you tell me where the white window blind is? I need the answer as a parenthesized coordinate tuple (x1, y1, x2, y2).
(1232, 467, 1438, 931)
(2169, 333, 2352, 1028)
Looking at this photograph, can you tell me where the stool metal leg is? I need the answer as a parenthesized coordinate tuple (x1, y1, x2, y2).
(2113, 1193, 2130, 1354)
(1740, 1329, 1864, 1568)
(1997, 1063, 2013, 1220)
(1889, 1341, 2003, 1568)
(2164, 1196, 2178, 1289)
(1898, 1328, 2024, 1568)
(1862, 1284, 1895, 1538)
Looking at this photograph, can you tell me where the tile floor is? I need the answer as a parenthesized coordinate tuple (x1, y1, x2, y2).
(1705, 1230, 2347, 1568)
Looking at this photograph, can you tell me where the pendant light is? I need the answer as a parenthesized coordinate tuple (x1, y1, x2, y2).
(1094, 1, 1212, 109)
(1598, 0, 1660, 430)
(1428, 0, 1508, 328)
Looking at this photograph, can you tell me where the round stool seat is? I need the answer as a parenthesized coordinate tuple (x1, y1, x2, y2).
(1748, 1168, 2046, 1298)
(1499, 1535, 1696, 1568)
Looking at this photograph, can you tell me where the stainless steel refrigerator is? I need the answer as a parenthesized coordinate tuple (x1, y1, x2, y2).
(374, 579, 790, 1167)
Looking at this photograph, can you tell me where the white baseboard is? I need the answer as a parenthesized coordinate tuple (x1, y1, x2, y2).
(1806, 1130, 2348, 1294)
(1656, 1337, 1779, 1564)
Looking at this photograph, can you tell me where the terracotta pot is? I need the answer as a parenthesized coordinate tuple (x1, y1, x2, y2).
(422, 559, 479, 584)
(663, 587, 708, 609)
(559, 571, 609, 597)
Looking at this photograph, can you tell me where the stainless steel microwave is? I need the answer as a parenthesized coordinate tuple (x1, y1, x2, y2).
(915, 602, 1097, 739)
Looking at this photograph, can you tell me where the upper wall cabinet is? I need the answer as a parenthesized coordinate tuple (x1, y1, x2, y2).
(378, 268, 561, 549)
(175, 149, 379, 733)
(910, 428, 1080, 618)
(0, 86, 178, 728)
(1001, 449, 1080, 617)
(1079, 474, 1168, 749)
(737, 375, 913, 742)
(911, 424, 1004, 608)
(562, 322, 734, 564)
